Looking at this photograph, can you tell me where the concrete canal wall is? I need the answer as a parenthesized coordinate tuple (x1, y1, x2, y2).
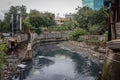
(79, 35, 107, 41)
(101, 40, 120, 80)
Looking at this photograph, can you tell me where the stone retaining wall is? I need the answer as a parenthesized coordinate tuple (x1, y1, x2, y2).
(80, 35, 107, 41)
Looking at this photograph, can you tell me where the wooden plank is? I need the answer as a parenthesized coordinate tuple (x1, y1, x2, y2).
(116, 23, 120, 39)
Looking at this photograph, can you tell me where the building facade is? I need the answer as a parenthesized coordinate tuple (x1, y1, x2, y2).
(82, 0, 94, 9)
(82, 0, 104, 10)
(94, 0, 104, 10)
(55, 17, 66, 25)
(65, 13, 75, 20)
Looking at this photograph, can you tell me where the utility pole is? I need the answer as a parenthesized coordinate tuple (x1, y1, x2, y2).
(11, 14, 14, 37)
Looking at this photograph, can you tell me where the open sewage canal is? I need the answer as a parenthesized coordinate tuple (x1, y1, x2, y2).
(25, 42, 102, 80)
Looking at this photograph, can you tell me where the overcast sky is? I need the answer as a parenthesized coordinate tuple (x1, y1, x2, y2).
(0, 0, 82, 20)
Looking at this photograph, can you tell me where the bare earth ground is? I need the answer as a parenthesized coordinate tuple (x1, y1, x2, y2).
(57, 41, 105, 64)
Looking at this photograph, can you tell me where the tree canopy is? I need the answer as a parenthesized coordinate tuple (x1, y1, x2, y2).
(0, 5, 108, 35)
(0, 5, 27, 33)
(29, 10, 55, 28)
(74, 7, 108, 34)
(0, 6, 56, 34)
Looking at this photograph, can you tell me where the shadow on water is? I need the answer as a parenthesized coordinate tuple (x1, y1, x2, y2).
(38, 58, 54, 66)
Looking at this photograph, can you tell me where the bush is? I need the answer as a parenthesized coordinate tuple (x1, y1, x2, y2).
(49, 21, 76, 31)
(88, 24, 101, 35)
(68, 28, 87, 40)
(61, 20, 75, 30)
(50, 26, 68, 31)
(0, 43, 7, 52)
(0, 43, 7, 69)
(31, 27, 42, 35)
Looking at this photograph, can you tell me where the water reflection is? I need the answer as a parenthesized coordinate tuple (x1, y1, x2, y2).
(26, 44, 102, 80)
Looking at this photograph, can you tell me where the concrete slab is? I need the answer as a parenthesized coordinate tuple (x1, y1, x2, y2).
(107, 39, 120, 50)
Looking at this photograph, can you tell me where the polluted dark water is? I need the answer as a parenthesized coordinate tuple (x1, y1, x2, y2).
(26, 43, 102, 80)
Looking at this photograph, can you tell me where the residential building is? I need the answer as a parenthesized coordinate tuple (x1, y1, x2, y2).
(55, 17, 66, 25)
(65, 13, 75, 20)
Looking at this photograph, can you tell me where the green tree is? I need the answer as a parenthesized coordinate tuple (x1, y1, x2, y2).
(29, 10, 56, 34)
(75, 7, 95, 30)
(74, 7, 108, 35)
(61, 20, 76, 30)
(69, 28, 87, 40)
(89, 7, 108, 34)
(43, 12, 56, 27)
(88, 24, 101, 35)
(23, 17, 32, 32)
(29, 10, 55, 28)
(29, 10, 43, 34)
(31, 27, 41, 35)
(0, 20, 3, 32)
(29, 9, 43, 28)
(1, 5, 28, 33)
(20, 5, 28, 19)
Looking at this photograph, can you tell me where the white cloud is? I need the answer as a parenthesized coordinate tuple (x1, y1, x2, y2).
(0, 15, 4, 20)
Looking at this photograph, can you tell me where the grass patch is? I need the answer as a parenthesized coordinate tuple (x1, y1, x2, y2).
(0, 43, 7, 52)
